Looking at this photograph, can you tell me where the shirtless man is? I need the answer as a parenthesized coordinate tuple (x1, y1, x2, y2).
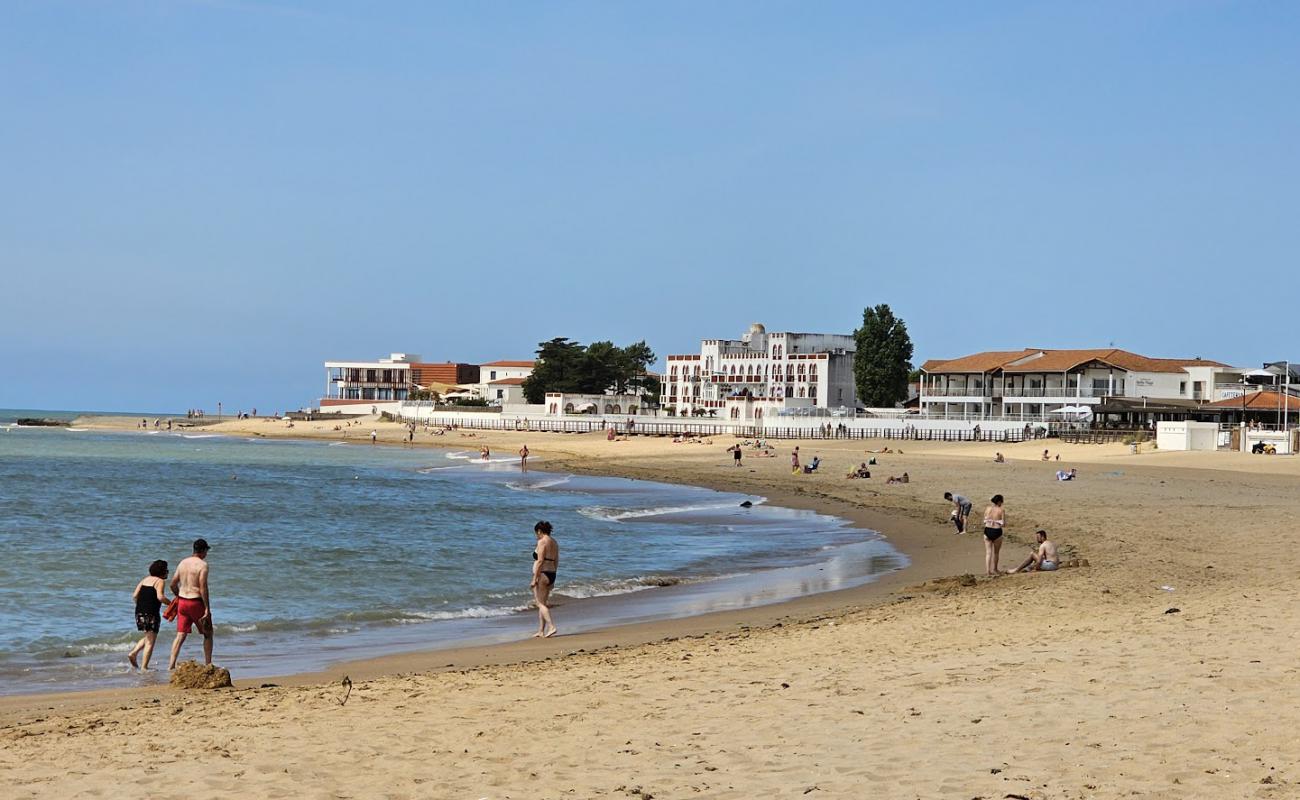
(1008, 529, 1059, 573)
(168, 538, 213, 668)
(519, 444, 529, 471)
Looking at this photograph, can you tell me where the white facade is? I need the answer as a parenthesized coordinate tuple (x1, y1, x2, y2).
(475, 361, 535, 405)
(663, 323, 858, 418)
(323, 353, 420, 406)
(543, 392, 646, 416)
(1156, 421, 1219, 451)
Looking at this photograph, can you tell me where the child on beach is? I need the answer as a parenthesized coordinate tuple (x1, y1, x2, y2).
(128, 560, 170, 670)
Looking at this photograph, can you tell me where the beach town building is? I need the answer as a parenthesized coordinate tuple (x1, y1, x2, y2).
(662, 323, 858, 419)
(475, 360, 535, 406)
(919, 348, 1241, 421)
(322, 354, 479, 408)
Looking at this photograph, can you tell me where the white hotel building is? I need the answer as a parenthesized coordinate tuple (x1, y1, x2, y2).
(919, 348, 1240, 420)
(662, 323, 858, 419)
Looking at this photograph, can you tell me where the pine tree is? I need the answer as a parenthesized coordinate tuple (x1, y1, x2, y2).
(853, 305, 914, 408)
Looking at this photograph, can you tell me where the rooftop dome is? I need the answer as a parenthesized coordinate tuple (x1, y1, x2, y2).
(748, 322, 766, 335)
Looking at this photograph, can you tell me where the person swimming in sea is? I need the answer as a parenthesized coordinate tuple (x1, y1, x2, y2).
(531, 520, 559, 638)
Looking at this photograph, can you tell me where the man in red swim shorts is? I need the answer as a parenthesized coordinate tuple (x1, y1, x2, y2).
(168, 538, 213, 669)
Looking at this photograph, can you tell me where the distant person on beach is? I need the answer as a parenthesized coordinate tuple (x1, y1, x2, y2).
(1008, 530, 1058, 573)
(127, 560, 170, 670)
(944, 492, 972, 534)
(791, 447, 800, 474)
(370, 430, 377, 445)
(1055, 468, 1077, 481)
(993, 452, 1005, 463)
(519, 444, 529, 470)
(168, 539, 213, 669)
(731, 444, 742, 467)
(1042, 449, 1050, 461)
(982, 495, 1006, 576)
(531, 521, 559, 638)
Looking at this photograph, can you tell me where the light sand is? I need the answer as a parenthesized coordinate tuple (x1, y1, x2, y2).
(3, 417, 1299, 798)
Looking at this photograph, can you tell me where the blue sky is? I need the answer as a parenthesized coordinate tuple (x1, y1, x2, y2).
(2, 1, 1297, 412)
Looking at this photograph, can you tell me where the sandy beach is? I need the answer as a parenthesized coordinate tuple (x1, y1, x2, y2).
(4, 415, 1299, 798)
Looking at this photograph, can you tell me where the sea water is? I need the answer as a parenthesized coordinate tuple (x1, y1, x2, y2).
(0, 415, 905, 694)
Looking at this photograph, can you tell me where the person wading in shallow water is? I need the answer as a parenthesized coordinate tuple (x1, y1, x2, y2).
(168, 538, 213, 669)
(531, 521, 559, 638)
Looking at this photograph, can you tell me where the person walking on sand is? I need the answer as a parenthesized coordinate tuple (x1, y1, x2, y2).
(370, 430, 378, 445)
(531, 521, 559, 638)
(127, 560, 170, 670)
(791, 446, 800, 474)
(519, 444, 529, 470)
(731, 443, 742, 467)
(982, 495, 1006, 576)
(943, 492, 972, 534)
(168, 539, 213, 669)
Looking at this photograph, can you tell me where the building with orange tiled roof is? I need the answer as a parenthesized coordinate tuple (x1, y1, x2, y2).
(919, 347, 1242, 421)
(477, 360, 536, 405)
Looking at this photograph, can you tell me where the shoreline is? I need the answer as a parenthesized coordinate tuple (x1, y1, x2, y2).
(9, 415, 1300, 797)
(0, 417, 972, 713)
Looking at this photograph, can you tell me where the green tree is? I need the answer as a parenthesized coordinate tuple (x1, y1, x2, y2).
(854, 304, 914, 408)
(522, 337, 661, 404)
(522, 338, 587, 403)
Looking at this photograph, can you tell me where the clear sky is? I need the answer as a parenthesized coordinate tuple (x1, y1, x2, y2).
(2, 1, 1297, 413)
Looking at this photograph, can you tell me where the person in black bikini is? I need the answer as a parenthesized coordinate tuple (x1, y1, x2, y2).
(128, 560, 170, 670)
(531, 520, 559, 638)
(982, 494, 1006, 576)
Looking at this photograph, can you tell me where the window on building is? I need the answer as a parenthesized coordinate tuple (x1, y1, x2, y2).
(491, 371, 497, 380)
(1179, 381, 1187, 395)
(496, 389, 504, 399)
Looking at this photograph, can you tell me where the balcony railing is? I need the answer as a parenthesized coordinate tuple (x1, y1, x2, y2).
(923, 385, 1122, 399)
(1002, 386, 1116, 398)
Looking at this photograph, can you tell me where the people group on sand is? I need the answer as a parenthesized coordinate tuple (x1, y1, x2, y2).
(126, 538, 214, 672)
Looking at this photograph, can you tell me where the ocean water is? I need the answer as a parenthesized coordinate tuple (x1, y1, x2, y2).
(0, 417, 905, 694)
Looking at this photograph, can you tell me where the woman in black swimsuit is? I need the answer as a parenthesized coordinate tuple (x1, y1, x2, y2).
(128, 560, 170, 670)
(531, 520, 559, 638)
(982, 494, 1006, 576)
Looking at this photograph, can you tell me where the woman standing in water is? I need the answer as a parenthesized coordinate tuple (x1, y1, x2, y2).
(982, 494, 1006, 576)
(127, 560, 170, 670)
(531, 520, 559, 638)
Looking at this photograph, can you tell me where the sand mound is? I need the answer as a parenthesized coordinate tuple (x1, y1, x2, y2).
(170, 661, 233, 689)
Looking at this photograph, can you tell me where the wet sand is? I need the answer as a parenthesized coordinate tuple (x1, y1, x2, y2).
(4, 416, 1298, 798)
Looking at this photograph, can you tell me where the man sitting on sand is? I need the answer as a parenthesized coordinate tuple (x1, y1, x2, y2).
(1055, 468, 1078, 481)
(1008, 530, 1058, 573)
(994, 452, 1005, 463)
